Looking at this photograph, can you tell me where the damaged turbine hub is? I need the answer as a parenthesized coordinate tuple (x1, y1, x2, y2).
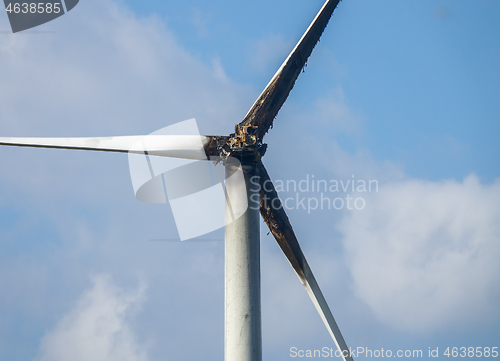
(216, 124, 267, 162)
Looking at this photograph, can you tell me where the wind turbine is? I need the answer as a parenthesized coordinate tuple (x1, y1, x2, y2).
(0, 1, 353, 360)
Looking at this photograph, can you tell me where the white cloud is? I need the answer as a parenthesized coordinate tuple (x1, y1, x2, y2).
(35, 274, 148, 361)
(340, 174, 500, 331)
(313, 86, 364, 134)
(0, 0, 251, 138)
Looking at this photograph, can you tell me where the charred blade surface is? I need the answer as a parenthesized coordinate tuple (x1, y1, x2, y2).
(204, 135, 229, 159)
(257, 161, 354, 361)
(239, 0, 341, 141)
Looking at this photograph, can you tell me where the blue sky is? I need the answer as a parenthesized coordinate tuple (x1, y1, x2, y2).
(0, 0, 499, 360)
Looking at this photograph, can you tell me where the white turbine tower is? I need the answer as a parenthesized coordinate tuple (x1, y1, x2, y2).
(0, 1, 353, 360)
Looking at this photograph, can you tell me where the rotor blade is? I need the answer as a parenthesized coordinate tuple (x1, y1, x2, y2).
(240, 0, 341, 141)
(256, 161, 353, 361)
(0, 135, 223, 160)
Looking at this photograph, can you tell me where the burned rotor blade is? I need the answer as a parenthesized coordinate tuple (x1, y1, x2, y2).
(240, 0, 341, 141)
(257, 161, 353, 361)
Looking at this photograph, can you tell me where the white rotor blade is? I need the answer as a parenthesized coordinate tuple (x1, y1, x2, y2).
(0, 135, 210, 160)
